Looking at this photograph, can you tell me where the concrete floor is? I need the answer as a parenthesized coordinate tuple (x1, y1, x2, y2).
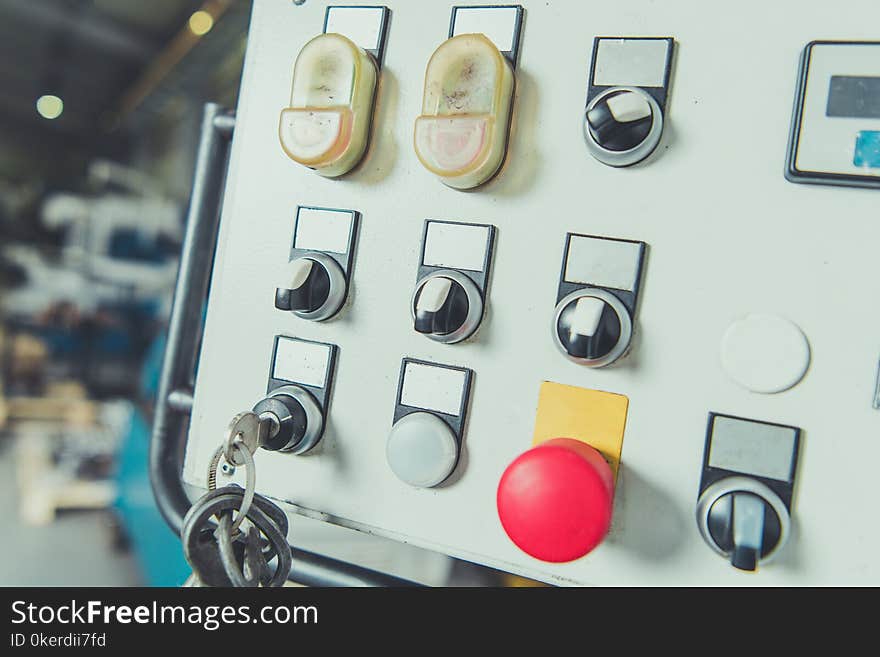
(0, 438, 142, 587)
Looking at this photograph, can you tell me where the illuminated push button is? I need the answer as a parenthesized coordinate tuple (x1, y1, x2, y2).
(497, 438, 614, 562)
(279, 33, 377, 177)
(414, 34, 514, 189)
(386, 412, 459, 488)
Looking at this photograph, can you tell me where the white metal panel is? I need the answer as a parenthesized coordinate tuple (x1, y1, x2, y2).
(184, 0, 880, 585)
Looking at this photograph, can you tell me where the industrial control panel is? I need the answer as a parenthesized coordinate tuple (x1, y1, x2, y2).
(183, 0, 880, 585)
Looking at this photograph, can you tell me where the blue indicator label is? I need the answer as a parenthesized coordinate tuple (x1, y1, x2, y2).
(854, 130, 880, 168)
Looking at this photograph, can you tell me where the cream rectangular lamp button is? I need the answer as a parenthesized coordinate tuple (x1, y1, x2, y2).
(414, 5, 523, 189)
(279, 6, 389, 177)
(786, 41, 880, 188)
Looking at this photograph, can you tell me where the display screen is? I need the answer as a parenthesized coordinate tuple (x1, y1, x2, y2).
(826, 75, 880, 118)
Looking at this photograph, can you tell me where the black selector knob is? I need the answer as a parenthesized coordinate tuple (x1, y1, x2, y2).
(414, 276, 469, 336)
(275, 259, 330, 313)
(583, 87, 663, 167)
(275, 253, 347, 321)
(707, 492, 782, 572)
(252, 385, 325, 455)
(411, 270, 483, 344)
(552, 289, 632, 368)
(696, 476, 791, 572)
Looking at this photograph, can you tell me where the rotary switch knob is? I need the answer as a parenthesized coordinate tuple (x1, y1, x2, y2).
(497, 438, 614, 562)
(696, 476, 791, 572)
(411, 270, 483, 344)
(583, 87, 663, 167)
(252, 385, 325, 455)
(552, 289, 632, 368)
(275, 253, 347, 321)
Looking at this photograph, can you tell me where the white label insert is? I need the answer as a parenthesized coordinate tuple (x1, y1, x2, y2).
(564, 235, 642, 292)
(708, 416, 797, 483)
(324, 6, 386, 52)
(451, 6, 519, 53)
(273, 338, 332, 388)
(400, 362, 467, 416)
(423, 222, 491, 272)
(294, 207, 354, 254)
(593, 38, 670, 88)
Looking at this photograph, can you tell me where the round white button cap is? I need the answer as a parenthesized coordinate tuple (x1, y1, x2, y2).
(386, 412, 458, 488)
(721, 314, 810, 394)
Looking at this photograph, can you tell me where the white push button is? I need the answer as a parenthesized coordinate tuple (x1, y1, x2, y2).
(386, 412, 459, 488)
(720, 314, 810, 394)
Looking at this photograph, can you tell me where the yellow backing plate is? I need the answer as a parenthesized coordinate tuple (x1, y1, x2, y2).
(532, 381, 629, 478)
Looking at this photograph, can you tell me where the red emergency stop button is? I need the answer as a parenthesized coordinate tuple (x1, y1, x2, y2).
(497, 438, 614, 562)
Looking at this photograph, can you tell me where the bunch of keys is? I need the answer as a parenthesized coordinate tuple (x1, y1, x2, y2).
(182, 411, 292, 587)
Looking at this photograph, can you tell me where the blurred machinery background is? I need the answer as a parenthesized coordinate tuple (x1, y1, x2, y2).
(0, 0, 505, 588)
(0, 0, 253, 587)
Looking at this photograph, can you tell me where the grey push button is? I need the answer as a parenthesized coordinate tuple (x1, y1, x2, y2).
(387, 359, 473, 488)
(386, 412, 458, 488)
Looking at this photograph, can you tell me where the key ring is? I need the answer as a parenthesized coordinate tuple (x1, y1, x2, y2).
(207, 436, 256, 535)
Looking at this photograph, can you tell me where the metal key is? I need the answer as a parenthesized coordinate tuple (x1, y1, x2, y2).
(221, 411, 275, 467)
(208, 411, 276, 533)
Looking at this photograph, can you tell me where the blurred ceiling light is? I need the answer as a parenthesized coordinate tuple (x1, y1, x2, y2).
(36, 95, 64, 120)
(188, 10, 214, 36)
